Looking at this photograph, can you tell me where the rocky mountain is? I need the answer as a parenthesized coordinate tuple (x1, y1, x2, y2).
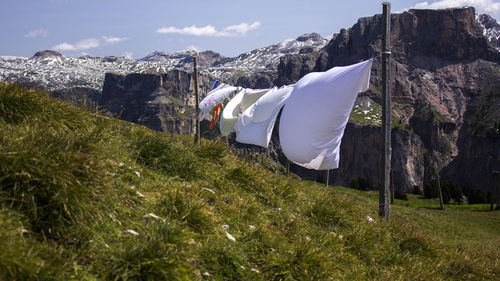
(99, 70, 211, 134)
(0, 33, 327, 95)
(139, 50, 225, 69)
(138, 33, 328, 87)
(0, 51, 165, 91)
(477, 13, 500, 49)
(276, 7, 500, 193)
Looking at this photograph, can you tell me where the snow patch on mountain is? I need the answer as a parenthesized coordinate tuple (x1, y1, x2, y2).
(0, 55, 168, 91)
(477, 14, 500, 50)
(140, 33, 328, 80)
(0, 33, 328, 91)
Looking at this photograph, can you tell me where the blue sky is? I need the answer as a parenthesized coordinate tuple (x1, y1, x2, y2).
(1, 0, 499, 59)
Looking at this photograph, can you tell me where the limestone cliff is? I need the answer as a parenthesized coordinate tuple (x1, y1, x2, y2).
(276, 7, 500, 192)
(99, 70, 210, 134)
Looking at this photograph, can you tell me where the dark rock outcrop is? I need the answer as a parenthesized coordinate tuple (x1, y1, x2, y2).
(235, 72, 276, 89)
(99, 70, 210, 134)
(51, 87, 100, 105)
(30, 50, 63, 59)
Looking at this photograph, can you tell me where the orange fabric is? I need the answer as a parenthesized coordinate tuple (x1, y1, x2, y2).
(208, 103, 222, 130)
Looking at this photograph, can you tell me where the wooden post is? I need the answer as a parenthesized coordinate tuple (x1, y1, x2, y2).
(435, 167, 444, 210)
(193, 56, 200, 145)
(379, 1, 391, 221)
(390, 169, 394, 204)
(492, 171, 499, 210)
(325, 170, 330, 187)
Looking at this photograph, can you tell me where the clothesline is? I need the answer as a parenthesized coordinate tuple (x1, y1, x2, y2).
(198, 59, 373, 170)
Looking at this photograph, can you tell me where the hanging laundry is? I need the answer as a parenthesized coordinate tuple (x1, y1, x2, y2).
(234, 85, 294, 148)
(198, 84, 238, 120)
(210, 79, 221, 90)
(278, 59, 373, 170)
(208, 103, 222, 130)
(219, 88, 269, 136)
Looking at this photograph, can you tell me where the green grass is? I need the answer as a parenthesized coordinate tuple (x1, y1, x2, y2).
(349, 102, 382, 126)
(1, 83, 499, 280)
(332, 187, 500, 247)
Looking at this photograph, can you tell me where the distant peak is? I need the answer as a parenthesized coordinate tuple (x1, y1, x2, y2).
(477, 13, 500, 49)
(149, 50, 168, 56)
(296, 33, 324, 42)
(477, 14, 500, 30)
(31, 50, 63, 59)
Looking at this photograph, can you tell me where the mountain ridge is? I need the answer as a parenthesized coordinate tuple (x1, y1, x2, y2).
(0, 33, 327, 92)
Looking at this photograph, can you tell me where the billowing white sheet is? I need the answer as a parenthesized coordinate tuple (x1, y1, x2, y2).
(219, 88, 269, 136)
(278, 59, 373, 170)
(198, 85, 237, 120)
(234, 85, 294, 148)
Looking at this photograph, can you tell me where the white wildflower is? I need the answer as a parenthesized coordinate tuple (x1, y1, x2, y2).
(251, 268, 260, 273)
(135, 171, 140, 177)
(121, 229, 139, 236)
(248, 225, 256, 230)
(225, 231, 236, 242)
(366, 215, 375, 223)
(143, 213, 166, 223)
(203, 187, 216, 194)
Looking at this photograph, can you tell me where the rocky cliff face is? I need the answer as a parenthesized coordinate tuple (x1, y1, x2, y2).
(276, 7, 500, 192)
(99, 70, 210, 134)
(477, 14, 500, 49)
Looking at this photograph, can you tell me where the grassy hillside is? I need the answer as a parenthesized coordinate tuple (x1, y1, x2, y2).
(0, 83, 499, 280)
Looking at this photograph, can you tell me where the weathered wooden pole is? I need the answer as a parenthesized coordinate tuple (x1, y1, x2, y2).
(390, 169, 394, 204)
(193, 56, 200, 145)
(435, 167, 444, 210)
(492, 170, 499, 211)
(325, 170, 330, 187)
(379, 1, 391, 221)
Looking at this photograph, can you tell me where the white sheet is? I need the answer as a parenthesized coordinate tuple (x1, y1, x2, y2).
(198, 84, 238, 120)
(219, 88, 269, 136)
(234, 85, 294, 148)
(278, 59, 373, 170)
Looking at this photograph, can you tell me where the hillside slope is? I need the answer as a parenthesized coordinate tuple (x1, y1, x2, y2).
(0, 83, 498, 280)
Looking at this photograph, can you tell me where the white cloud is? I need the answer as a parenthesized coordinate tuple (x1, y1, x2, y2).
(124, 52, 133, 59)
(322, 34, 334, 40)
(52, 36, 128, 52)
(157, 25, 218, 36)
(52, 38, 100, 51)
(412, 0, 500, 16)
(102, 36, 128, 44)
(219, 22, 261, 36)
(156, 21, 261, 37)
(186, 45, 201, 52)
(25, 28, 48, 38)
